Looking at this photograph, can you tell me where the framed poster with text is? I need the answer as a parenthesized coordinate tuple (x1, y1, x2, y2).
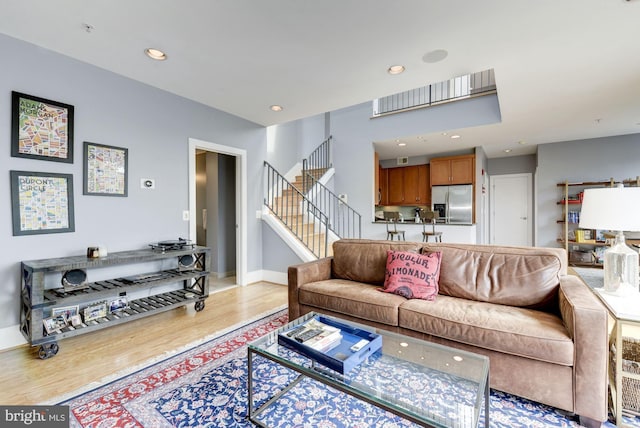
(10, 170, 75, 236)
(11, 92, 74, 163)
(83, 142, 128, 196)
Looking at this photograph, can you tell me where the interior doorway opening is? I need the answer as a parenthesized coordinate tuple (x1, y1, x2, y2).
(196, 151, 237, 292)
(188, 138, 248, 288)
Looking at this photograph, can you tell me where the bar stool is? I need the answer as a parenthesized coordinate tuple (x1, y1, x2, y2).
(384, 212, 405, 241)
(420, 211, 442, 242)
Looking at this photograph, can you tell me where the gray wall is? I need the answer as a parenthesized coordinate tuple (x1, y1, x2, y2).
(261, 226, 303, 273)
(266, 113, 327, 174)
(537, 133, 640, 247)
(217, 153, 236, 276)
(488, 154, 536, 175)
(0, 33, 266, 329)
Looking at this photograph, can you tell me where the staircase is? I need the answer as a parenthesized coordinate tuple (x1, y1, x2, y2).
(263, 137, 362, 260)
(264, 162, 332, 258)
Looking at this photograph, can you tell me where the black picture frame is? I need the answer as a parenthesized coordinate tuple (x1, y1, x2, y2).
(83, 141, 128, 196)
(10, 170, 75, 236)
(11, 91, 74, 163)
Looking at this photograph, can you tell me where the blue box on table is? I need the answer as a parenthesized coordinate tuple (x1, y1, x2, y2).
(278, 314, 382, 374)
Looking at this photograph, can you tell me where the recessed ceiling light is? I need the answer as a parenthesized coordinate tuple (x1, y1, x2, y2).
(388, 65, 405, 75)
(441, 132, 448, 136)
(518, 140, 527, 145)
(145, 48, 167, 61)
(503, 149, 512, 153)
(450, 135, 461, 139)
(398, 142, 407, 147)
(269, 105, 283, 112)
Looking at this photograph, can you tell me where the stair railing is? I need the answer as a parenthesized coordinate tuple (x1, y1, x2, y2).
(264, 161, 329, 258)
(302, 136, 332, 193)
(303, 171, 362, 240)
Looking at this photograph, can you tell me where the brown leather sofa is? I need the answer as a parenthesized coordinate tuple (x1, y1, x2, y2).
(288, 239, 608, 426)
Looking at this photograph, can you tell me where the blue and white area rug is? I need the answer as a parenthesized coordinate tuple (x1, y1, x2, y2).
(58, 309, 637, 427)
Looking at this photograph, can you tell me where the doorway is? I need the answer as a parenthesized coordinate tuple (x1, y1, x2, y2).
(188, 138, 248, 286)
(489, 173, 532, 246)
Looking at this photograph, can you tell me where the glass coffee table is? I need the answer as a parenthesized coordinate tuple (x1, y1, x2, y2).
(248, 312, 489, 427)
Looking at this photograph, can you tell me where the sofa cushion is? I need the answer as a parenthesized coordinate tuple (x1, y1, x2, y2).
(399, 296, 574, 366)
(381, 250, 442, 300)
(332, 239, 421, 285)
(422, 243, 563, 310)
(298, 279, 406, 326)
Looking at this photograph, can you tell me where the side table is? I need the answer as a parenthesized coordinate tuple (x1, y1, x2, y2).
(574, 267, 640, 427)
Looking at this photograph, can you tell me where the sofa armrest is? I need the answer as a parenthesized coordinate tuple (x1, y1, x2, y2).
(558, 274, 608, 422)
(287, 257, 333, 320)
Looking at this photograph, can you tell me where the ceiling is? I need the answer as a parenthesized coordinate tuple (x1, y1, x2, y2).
(1, 1, 639, 159)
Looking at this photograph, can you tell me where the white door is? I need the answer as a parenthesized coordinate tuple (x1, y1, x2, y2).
(490, 173, 532, 246)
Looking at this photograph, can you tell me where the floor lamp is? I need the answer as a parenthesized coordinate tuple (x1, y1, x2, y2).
(579, 185, 640, 294)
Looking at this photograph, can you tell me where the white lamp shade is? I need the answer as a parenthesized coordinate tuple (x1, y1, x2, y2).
(579, 186, 640, 231)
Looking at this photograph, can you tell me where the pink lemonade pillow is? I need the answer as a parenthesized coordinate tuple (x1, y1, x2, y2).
(381, 250, 442, 301)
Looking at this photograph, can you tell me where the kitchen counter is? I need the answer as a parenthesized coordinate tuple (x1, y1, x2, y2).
(371, 221, 476, 243)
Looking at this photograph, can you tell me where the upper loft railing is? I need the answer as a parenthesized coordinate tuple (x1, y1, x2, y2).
(303, 170, 362, 240)
(372, 69, 496, 116)
(302, 136, 332, 193)
(264, 161, 329, 259)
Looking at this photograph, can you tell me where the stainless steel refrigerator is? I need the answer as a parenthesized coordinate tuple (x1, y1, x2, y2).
(431, 185, 473, 224)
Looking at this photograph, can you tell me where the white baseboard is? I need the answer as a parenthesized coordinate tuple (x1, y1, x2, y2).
(260, 270, 287, 285)
(211, 270, 236, 279)
(245, 269, 287, 286)
(0, 325, 27, 351)
(0, 270, 287, 352)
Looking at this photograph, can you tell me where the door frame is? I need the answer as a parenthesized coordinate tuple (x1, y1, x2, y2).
(188, 137, 247, 285)
(489, 173, 532, 246)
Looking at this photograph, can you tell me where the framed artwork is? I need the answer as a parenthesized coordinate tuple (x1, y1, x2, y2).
(83, 142, 128, 196)
(51, 305, 79, 321)
(83, 301, 107, 323)
(109, 297, 129, 313)
(43, 315, 68, 335)
(10, 170, 75, 236)
(11, 91, 74, 163)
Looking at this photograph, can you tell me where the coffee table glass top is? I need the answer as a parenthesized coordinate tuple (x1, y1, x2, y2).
(248, 312, 489, 427)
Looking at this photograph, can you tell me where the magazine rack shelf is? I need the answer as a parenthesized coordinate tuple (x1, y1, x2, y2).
(20, 246, 211, 359)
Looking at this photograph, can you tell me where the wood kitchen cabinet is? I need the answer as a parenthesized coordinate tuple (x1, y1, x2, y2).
(388, 167, 405, 205)
(381, 164, 430, 206)
(404, 164, 429, 205)
(430, 154, 475, 185)
(378, 166, 389, 205)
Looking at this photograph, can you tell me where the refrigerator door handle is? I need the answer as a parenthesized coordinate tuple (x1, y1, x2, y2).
(445, 190, 449, 224)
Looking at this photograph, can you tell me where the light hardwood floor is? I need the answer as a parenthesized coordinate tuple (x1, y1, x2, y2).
(0, 281, 288, 405)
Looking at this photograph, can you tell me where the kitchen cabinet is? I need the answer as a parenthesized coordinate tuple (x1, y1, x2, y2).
(404, 164, 430, 205)
(430, 154, 475, 185)
(381, 164, 429, 206)
(378, 166, 389, 205)
(388, 167, 405, 205)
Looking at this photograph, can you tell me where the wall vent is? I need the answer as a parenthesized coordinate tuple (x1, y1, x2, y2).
(397, 157, 409, 165)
